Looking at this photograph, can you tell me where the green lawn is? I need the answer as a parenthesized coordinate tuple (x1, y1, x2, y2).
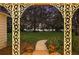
(21, 32, 64, 43)
(21, 31, 64, 54)
(72, 33, 79, 54)
(7, 33, 12, 46)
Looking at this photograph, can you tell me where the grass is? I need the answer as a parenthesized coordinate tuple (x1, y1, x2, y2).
(7, 33, 12, 46)
(21, 31, 64, 43)
(72, 33, 79, 54)
(20, 31, 64, 54)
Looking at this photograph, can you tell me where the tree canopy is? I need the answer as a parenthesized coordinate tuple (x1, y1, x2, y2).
(21, 5, 64, 32)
